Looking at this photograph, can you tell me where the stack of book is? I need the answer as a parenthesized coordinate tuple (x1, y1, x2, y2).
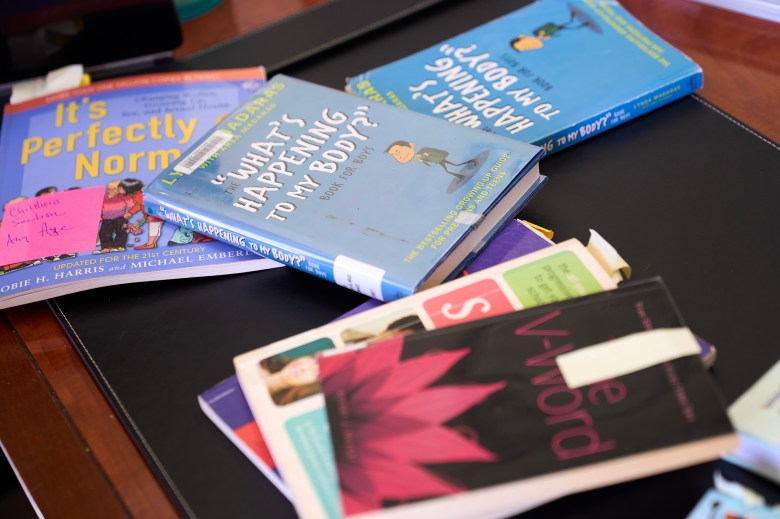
(0, 0, 757, 516)
(143, 1, 739, 517)
(228, 268, 736, 519)
(197, 217, 561, 498)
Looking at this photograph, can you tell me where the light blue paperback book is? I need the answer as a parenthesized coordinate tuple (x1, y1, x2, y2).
(144, 75, 546, 302)
(346, 0, 703, 154)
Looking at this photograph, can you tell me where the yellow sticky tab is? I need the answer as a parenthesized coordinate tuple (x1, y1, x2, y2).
(521, 219, 554, 240)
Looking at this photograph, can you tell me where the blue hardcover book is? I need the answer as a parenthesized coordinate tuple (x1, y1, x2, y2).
(346, 0, 703, 154)
(144, 75, 546, 302)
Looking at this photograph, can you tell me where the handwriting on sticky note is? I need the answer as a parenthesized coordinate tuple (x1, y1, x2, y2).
(0, 186, 104, 266)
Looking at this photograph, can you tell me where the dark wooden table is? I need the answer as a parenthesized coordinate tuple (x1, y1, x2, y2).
(0, 0, 777, 517)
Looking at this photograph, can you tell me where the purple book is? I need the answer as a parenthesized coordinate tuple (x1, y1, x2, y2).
(198, 376, 292, 499)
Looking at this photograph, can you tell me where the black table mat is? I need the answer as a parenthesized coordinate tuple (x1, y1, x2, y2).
(50, 0, 780, 517)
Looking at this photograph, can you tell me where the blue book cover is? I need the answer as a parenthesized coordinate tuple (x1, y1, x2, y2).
(346, 0, 703, 154)
(144, 75, 546, 302)
(0, 68, 281, 309)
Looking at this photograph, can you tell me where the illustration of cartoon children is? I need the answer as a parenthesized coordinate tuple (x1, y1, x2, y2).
(121, 178, 164, 250)
(385, 141, 479, 180)
(510, 4, 600, 51)
(97, 181, 132, 253)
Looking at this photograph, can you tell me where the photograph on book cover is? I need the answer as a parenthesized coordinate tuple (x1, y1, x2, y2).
(0, 68, 280, 309)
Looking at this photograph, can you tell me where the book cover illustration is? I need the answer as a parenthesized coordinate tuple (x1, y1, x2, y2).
(234, 237, 620, 519)
(687, 487, 780, 519)
(199, 219, 553, 496)
(144, 74, 546, 302)
(346, 0, 703, 154)
(319, 279, 736, 519)
(0, 68, 280, 309)
(725, 359, 780, 485)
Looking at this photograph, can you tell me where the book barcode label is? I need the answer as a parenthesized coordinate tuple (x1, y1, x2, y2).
(333, 255, 385, 300)
(174, 130, 233, 174)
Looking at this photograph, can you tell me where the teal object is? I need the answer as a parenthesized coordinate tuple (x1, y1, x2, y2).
(174, 0, 223, 21)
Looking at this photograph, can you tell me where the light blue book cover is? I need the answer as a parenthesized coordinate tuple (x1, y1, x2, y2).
(687, 488, 780, 519)
(0, 68, 281, 309)
(346, 0, 703, 154)
(725, 359, 780, 485)
(144, 75, 546, 302)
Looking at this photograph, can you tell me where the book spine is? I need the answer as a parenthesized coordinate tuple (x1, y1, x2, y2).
(542, 70, 703, 154)
(143, 192, 412, 301)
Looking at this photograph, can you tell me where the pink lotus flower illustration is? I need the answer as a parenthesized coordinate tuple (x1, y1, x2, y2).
(319, 336, 506, 515)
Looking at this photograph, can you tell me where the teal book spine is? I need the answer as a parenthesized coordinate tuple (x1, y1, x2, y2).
(346, 0, 703, 154)
(144, 75, 546, 301)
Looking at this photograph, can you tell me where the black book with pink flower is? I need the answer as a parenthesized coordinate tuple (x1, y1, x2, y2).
(318, 278, 737, 519)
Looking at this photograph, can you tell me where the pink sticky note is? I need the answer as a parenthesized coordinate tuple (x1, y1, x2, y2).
(0, 186, 104, 265)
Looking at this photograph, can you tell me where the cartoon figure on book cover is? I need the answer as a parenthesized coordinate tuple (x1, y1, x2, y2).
(121, 179, 164, 250)
(384, 140, 489, 191)
(96, 180, 133, 253)
(511, 3, 602, 51)
(167, 226, 214, 247)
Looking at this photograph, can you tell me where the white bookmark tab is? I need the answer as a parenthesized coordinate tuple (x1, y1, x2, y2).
(10, 64, 87, 105)
(557, 327, 701, 389)
(586, 228, 632, 283)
